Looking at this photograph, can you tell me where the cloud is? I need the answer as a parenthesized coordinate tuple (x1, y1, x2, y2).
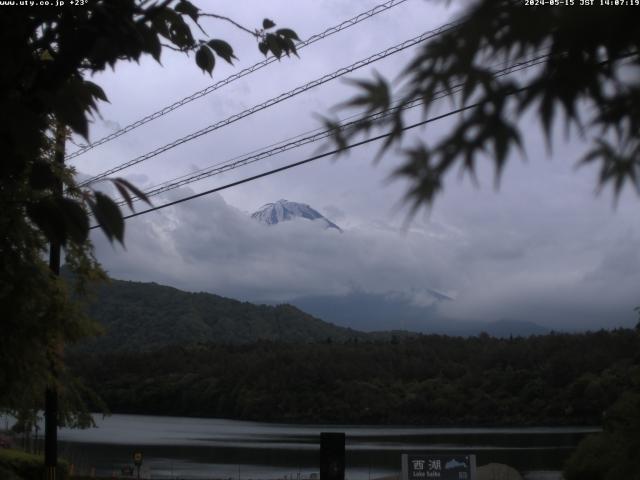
(92, 191, 456, 302)
(322, 204, 346, 222)
(91, 179, 639, 331)
(74, 1, 638, 331)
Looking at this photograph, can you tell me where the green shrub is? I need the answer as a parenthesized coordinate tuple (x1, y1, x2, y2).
(563, 433, 616, 480)
(564, 392, 640, 480)
(0, 449, 68, 480)
(0, 463, 23, 480)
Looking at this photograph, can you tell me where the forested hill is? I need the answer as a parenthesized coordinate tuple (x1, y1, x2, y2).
(77, 278, 364, 352)
(70, 329, 640, 426)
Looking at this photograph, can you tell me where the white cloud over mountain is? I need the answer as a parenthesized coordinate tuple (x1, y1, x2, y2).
(92, 185, 639, 330)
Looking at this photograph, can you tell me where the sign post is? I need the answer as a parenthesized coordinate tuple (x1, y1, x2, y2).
(320, 432, 345, 480)
(401, 454, 476, 480)
(133, 451, 143, 480)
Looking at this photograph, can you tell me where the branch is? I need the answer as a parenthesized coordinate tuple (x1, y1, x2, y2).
(67, 137, 88, 149)
(199, 13, 258, 38)
(193, 19, 208, 37)
(160, 42, 188, 52)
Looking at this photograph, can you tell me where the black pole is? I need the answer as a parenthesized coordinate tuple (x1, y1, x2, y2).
(44, 122, 66, 480)
(44, 387, 57, 478)
(320, 432, 345, 480)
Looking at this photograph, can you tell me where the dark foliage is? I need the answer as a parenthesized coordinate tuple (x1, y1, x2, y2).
(564, 391, 640, 480)
(326, 1, 640, 211)
(70, 329, 640, 425)
(74, 277, 364, 352)
(1, 0, 298, 248)
(0, 449, 69, 480)
(1, 1, 298, 416)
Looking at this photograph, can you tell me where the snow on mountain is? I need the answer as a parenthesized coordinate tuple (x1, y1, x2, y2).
(251, 199, 342, 232)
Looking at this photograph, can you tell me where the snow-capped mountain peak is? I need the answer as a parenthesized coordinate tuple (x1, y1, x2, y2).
(251, 199, 342, 232)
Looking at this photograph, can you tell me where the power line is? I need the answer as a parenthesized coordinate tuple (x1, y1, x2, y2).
(121, 99, 423, 205)
(85, 53, 639, 229)
(95, 47, 582, 225)
(66, 0, 412, 160)
(115, 53, 550, 208)
(89, 98, 493, 229)
(80, 21, 463, 187)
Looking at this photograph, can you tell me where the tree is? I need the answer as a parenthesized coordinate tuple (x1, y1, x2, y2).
(325, 0, 639, 213)
(1, 0, 298, 415)
(564, 390, 640, 480)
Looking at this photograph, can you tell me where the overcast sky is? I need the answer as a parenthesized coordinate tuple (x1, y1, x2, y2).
(71, 0, 639, 330)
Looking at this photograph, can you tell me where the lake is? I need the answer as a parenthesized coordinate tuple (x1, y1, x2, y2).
(55, 414, 598, 479)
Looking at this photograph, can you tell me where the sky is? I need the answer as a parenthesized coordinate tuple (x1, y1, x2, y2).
(71, 0, 639, 331)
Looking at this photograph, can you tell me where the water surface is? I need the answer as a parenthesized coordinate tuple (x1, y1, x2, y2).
(57, 414, 598, 479)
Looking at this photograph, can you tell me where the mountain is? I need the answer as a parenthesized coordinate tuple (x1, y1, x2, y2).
(482, 318, 550, 337)
(76, 278, 363, 353)
(251, 199, 342, 231)
(291, 290, 448, 332)
(67, 273, 548, 354)
(290, 291, 549, 337)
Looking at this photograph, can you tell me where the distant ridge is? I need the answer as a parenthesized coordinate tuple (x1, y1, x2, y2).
(290, 291, 550, 337)
(483, 318, 549, 337)
(66, 271, 550, 354)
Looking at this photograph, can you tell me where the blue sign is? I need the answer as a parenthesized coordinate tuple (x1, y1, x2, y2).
(402, 454, 476, 480)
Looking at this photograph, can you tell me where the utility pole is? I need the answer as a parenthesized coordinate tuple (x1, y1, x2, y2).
(45, 121, 66, 480)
